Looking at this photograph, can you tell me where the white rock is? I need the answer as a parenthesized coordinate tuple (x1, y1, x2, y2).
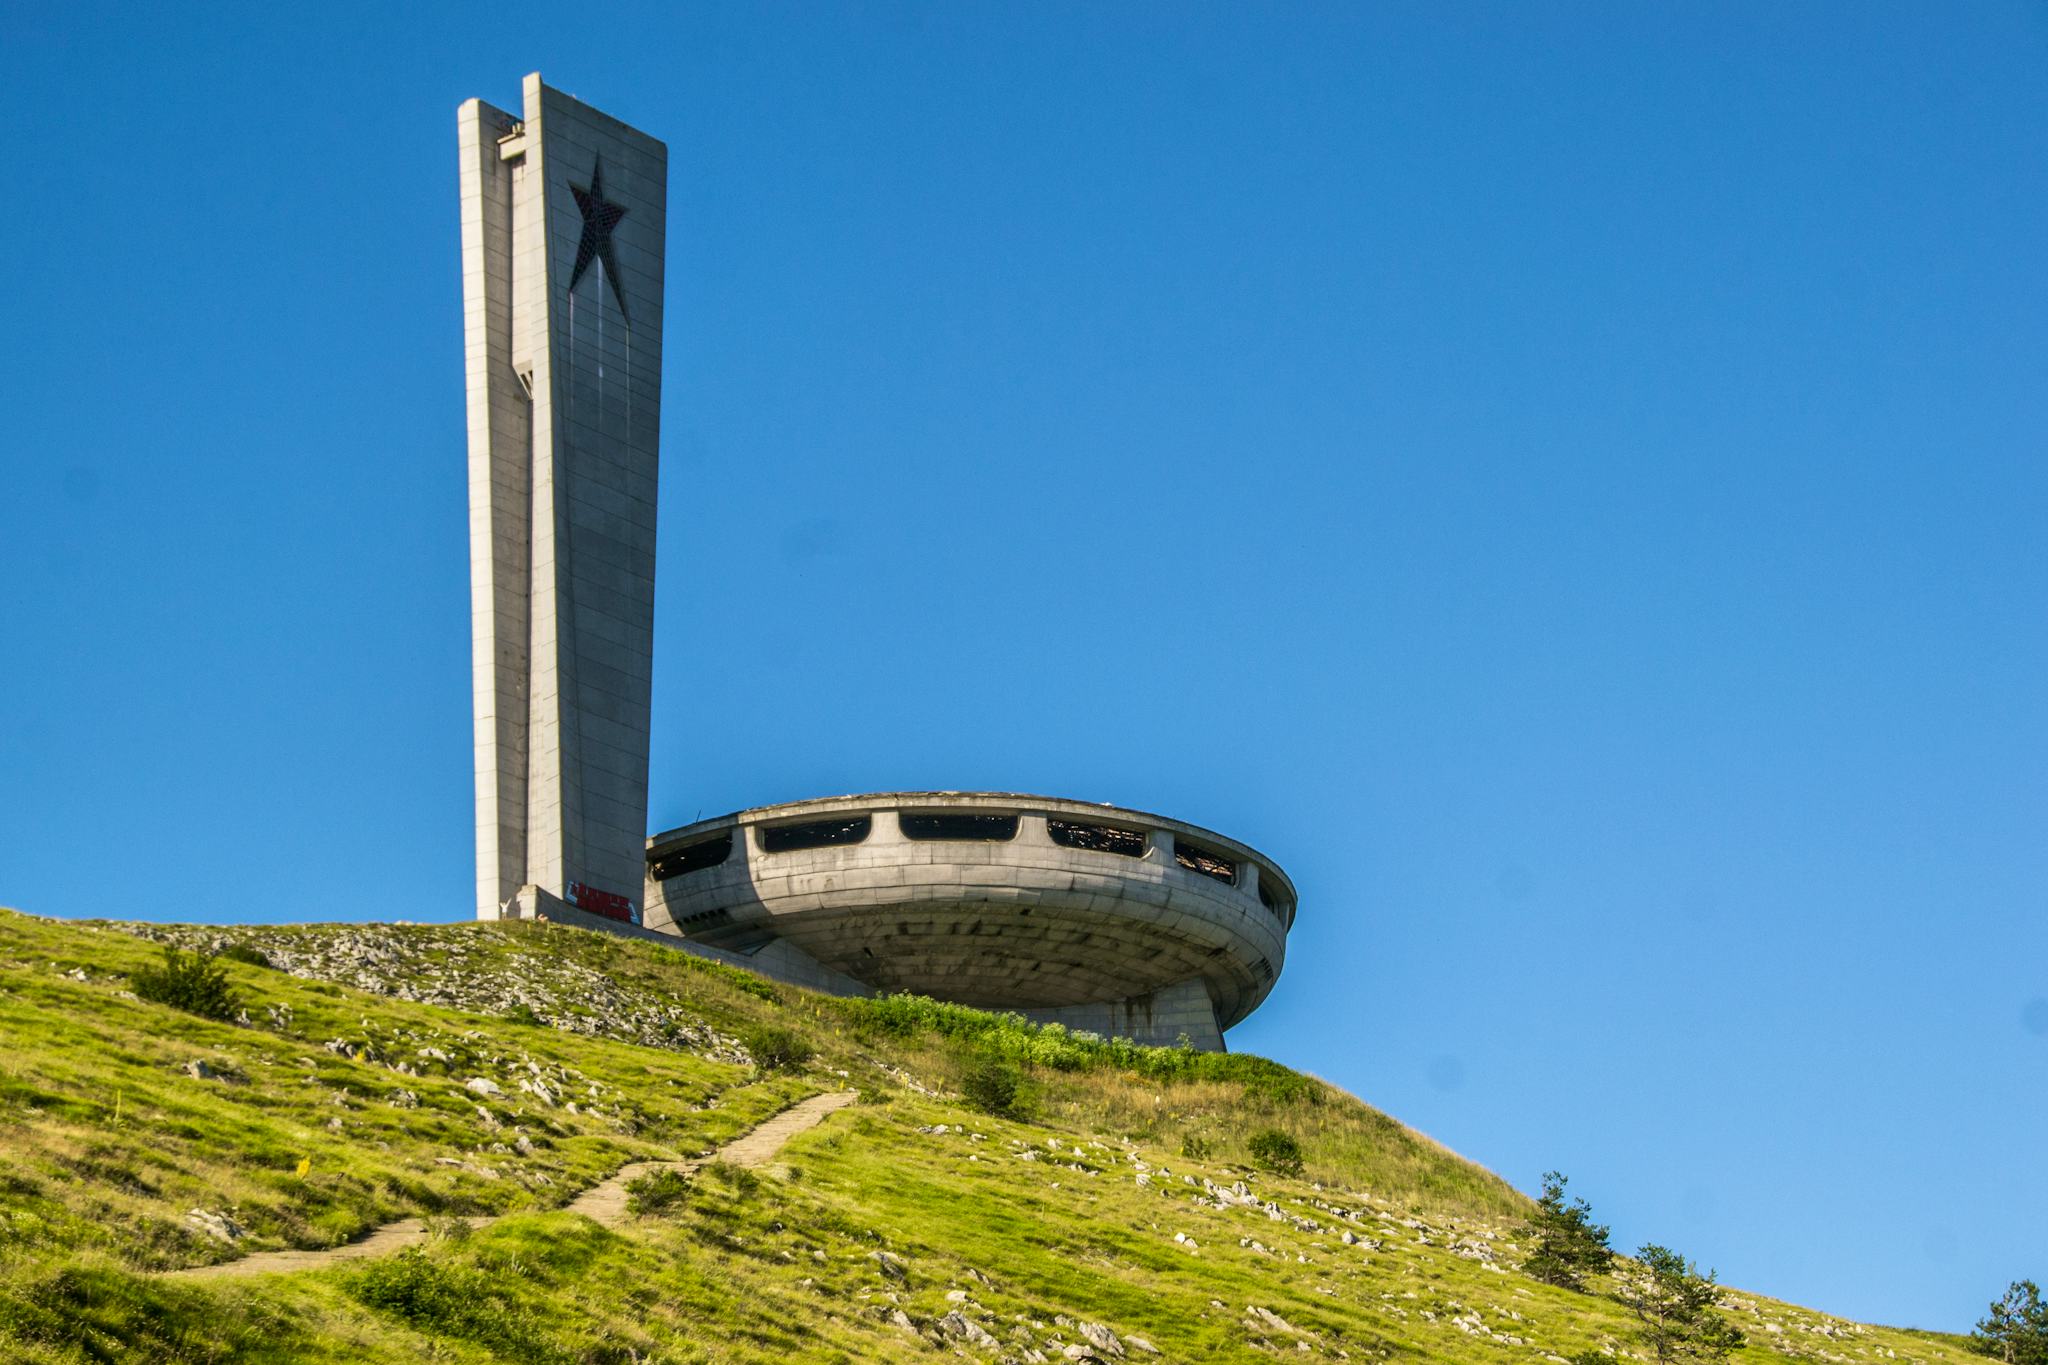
(185, 1209, 244, 1243)
(1080, 1322, 1125, 1356)
(939, 1311, 997, 1347)
(1247, 1305, 1299, 1335)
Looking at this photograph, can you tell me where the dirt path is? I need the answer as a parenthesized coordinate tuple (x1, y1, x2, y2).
(171, 1091, 857, 1280)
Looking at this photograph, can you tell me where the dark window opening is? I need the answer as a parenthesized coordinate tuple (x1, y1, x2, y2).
(900, 812, 1019, 842)
(1047, 819, 1146, 857)
(1174, 838, 1237, 884)
(1256, 880, 1294, 923)
(650, 832, 733, 881)
(758, 815, 872, 853)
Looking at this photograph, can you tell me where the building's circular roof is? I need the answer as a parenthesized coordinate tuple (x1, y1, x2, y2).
(644, 791, 1296, 1031)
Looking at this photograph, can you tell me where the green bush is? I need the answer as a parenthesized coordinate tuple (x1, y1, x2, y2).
(216, 943, 270, 968)
(740, 1024, 814, 1072)
(700, 1160, 759, 1197)
(350, 1247, 484, 1329)
(504, 1004, 543, 1027)
(348, 1248, 566, 1362)
(960, 1053, 1025, 1118)
(625, 1167, 693, 1216)
(1247, 1128, 1304, 1177)
(129, 948, 239, 1021)
(1180, 1133, 1213, 1161)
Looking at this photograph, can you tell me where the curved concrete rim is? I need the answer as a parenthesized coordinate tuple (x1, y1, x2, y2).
(648, 790, 1300, 910)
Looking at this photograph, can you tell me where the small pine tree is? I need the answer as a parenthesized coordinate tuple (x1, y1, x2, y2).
(1519, 1171, 1615, 1291)
(1619, 1245, 1746, 1365)
(1972, 1280, 2048, 1365)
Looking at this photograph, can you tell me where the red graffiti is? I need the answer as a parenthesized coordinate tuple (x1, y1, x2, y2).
(568, 882, 638, 925)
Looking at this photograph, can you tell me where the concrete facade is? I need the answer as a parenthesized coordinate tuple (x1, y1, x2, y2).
(460, 75, 666, 925)
(643, 793, 1296, 1049)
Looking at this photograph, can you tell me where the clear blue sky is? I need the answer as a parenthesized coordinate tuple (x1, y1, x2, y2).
(2, 0, 2042, 1333)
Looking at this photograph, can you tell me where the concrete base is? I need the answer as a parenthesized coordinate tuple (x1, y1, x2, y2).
(1023, 976, 1225, 1051)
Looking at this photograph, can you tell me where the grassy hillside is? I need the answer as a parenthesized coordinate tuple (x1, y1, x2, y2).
(0, 907, 1977, 1364)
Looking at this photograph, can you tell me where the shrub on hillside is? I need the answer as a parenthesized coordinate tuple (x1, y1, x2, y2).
(347, 1247, 552, 1358)
(1247, 1128, 1304, 1177)
(625, 1168, 693, 1216)
(740, 1024, 814, 1072)
(129, 948, 239, 1021)
(217, 943, 270, 968)
(1180, 1133, 1213, 1161)
(351, 1247, 483, 1328)
(700, 1159, 759, 1197)
(960, 1053, 1025, 1118)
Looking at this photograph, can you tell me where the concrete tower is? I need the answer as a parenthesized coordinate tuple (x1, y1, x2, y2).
(459, 75, 667, 924)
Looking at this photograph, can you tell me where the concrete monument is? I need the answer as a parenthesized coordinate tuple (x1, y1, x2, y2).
(459, 75, 666, 926)
(459, 75, 1292, 1048)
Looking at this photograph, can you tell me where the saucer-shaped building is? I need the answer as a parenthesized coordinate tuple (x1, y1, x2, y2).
(640, 792, 1295, 1050)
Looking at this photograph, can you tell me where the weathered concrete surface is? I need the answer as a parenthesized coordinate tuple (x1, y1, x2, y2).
(643, 792, 1296, 1048)
(463, 74, 667, 927)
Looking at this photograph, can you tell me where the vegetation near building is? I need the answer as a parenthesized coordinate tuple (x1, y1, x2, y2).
(1619, 1244, 1747, 1364)
(1971, 1280, 2048, 1365)
(0, 909, 2004, 1363)
(1519, 1170, 1615, 1292)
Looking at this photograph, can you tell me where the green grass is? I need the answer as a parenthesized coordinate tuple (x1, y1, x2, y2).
(0, 907, 1985, 1363)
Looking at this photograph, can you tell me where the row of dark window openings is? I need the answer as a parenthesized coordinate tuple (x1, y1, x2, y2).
(645, 813, 1291, 921)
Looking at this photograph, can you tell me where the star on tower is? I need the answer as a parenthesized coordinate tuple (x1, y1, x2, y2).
(568, 157, 629, 320)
